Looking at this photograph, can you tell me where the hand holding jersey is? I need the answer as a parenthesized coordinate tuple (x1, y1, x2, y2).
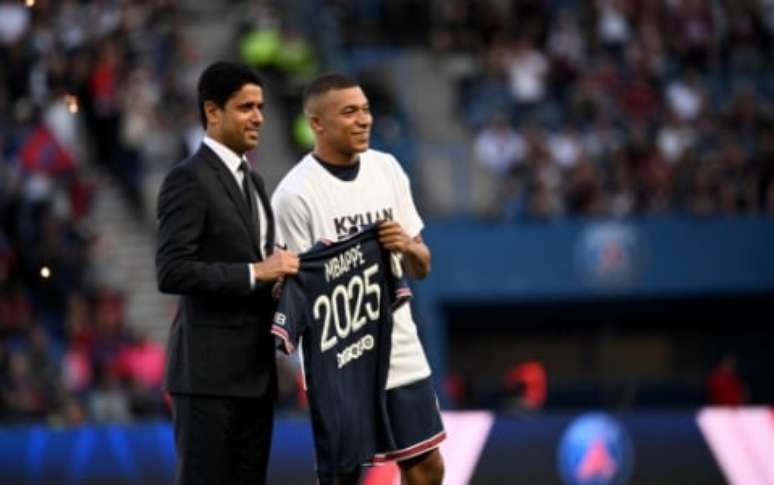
(377, 221, 431, 279)
(252, 249, 299, 282)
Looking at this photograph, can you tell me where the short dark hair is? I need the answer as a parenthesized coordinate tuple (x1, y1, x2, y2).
(197, 61, 263, 128)
(303, 73, 360, 111)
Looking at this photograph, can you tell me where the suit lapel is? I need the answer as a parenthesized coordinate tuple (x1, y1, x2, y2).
(200, 145, 262, 256)
(250, 171, 275, 256)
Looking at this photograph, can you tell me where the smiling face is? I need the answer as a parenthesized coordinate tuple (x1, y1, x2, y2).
(204, 83, 264, 155)
(307, 86, 372, 165)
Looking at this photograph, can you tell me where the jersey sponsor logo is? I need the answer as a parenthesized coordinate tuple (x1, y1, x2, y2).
(333, 208, 394, 238)
(336, 334, 375, 369)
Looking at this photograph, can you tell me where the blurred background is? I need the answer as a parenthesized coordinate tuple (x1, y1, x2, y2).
(1, 0, 773, 483)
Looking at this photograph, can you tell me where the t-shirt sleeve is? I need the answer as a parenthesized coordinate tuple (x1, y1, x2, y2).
(388, 154, 424, 239)
(271, 188, 314, 253)
(271, 278, 308, 354)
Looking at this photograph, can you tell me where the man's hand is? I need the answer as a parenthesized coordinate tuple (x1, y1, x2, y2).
(377, 221, 431, 279)
(253, 250, 299, 282)
(377, 220, 412, 253)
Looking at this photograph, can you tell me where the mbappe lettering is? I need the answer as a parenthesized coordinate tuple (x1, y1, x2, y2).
(324, 244, 366, 282)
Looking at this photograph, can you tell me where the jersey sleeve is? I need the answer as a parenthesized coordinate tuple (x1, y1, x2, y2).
(271, 278, 308, 354)
(388, 154, 424, 239)
(271, 187, 315, 253)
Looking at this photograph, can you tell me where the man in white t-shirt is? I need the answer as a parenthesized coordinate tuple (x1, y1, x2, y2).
(272, 73, 445, 485)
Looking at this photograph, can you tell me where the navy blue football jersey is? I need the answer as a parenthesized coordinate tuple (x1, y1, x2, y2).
(271, 224, 410, 483)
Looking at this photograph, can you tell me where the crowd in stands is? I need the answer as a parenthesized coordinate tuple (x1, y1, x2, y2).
(234, 4, 417, 169)
(321, 0, 774, 219)
(0, 0, 190, 424)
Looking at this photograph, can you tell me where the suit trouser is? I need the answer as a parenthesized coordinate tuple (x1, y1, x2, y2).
(172, 393, 274, 485)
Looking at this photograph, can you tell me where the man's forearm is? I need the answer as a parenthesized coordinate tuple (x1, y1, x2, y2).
(157, 258, 252, 295)
(402, 238, 431, 279)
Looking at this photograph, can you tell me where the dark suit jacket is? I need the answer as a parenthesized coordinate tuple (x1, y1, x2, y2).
(156, 144, 277, 398)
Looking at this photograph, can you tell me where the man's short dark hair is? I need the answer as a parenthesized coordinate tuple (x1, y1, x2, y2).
(303, 73, 360, 111)
(197, 61, 263, 128)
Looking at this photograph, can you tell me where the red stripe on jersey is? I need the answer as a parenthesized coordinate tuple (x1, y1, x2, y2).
(271, 325, 295, 354)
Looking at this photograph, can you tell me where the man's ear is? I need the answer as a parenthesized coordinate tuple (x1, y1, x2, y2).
(307, 114, 324, 134)
(204, 100, 221, 127)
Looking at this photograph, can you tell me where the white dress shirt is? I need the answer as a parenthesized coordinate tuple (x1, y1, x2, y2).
(202, 136, 268, 287)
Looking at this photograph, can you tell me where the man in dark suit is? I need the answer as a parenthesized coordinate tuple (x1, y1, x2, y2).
(156, 61, 299, 485)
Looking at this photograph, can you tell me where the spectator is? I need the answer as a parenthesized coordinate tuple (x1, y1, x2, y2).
(566, 157, 607, 217)
(670, 0, 716, 70)
(112, 330, 164, 391)
(665, 70, 706, 122)
(2, 350, 47, 421)
(502, 361, 547, 411)
(473, 113, 526, 176)
(707, 354, 747, 406)
(506, 37, 549, 109)
(595, 0, 632, 56)
(88, 365, 131, 424)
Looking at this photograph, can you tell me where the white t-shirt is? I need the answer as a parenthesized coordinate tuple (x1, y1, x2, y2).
(272, 149, 431, 389)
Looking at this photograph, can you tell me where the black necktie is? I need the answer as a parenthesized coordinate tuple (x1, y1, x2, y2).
(239, 161, 261, 245)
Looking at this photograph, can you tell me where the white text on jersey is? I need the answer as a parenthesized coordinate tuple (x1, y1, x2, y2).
(325, 244, 366, 282)
(337, 334, 375, 369)
(316, 264, 381, 353)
